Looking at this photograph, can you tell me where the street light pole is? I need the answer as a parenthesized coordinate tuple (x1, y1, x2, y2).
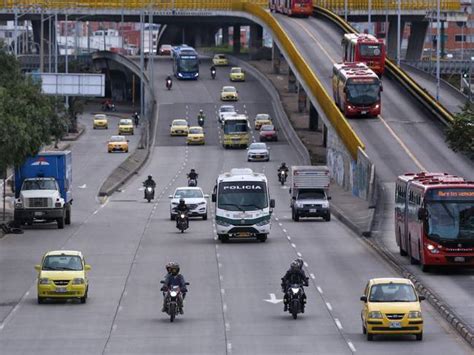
(40, 11, 44, 72)
(397, 0, 401, 66)
(436, 0, 441, 101)
(368, 0, 372, 34)
(344, 0, 348, 22)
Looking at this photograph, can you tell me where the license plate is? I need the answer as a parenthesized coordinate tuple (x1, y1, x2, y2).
(454, 257, 465, 262)
(361, 111, 367, 115)
(238, 232, 251, 237)
(309, 209, 317, 213)
(390, 322, 402, 329)
(55, 287, 67, 293)
(34, 211, 44, 217)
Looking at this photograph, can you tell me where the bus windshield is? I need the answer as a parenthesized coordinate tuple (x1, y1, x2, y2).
(360, 44, 382, 57)
(426, 202, 474, 241)
(218, 181, 268, 211)
(178, 57, 199, 73)
(224, 121, 248, 134)
(346, 82, 380, 105)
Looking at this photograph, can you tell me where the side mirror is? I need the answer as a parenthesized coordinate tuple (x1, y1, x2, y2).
(270, 199, 275, 208)
(85, 264, 92, 271)
(127, 140, 130, 142)
(34, 265, 41, 271)
(160, 280, 165, 284)
(204, 194, 209, 198)
(327, 196, 332, 200)
(380, 84, 383, 92)
(185, 282, 190, 285)
(417, 207, 428, 221)
(292, 196, 296, 200)
(289, 188, 292, 194)
(360, 296, 367, 302)
(419, 295, 426, 301)
(212, 193, 216, 202)
(168, 195, 173, 199)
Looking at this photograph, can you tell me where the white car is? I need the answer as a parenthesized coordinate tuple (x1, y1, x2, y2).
(247, 142, 270, 162)
(169, 187, 209, 220)
(218, 105, 237, 123)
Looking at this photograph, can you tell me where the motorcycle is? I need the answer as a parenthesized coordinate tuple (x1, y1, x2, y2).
(188, 178, 197, 187)
(102, 102, 116, 112)
(211, 69, 216, 79)
(286, 284, 306, 319)
(278, 170, 288, 185)
(176, 212, 189, 233)
(160, 281, 190, 322)
(144, 185, 154, 202)
(166, 79, 172, 90)
(197, 116, 205, 127)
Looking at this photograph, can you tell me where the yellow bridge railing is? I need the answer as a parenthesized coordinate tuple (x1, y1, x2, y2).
(315, 0, 460, 11)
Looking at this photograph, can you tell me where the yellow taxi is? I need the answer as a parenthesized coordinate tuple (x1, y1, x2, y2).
(186, 126, 205, 145)
(229, 67, 245, 82)
(170, 119, 189, 136)
(35, 250, 91, 304)
(107, 135, 129, 153)
(221, 86, 238, 101)
(213, 53, 228, 66)
(118, 118, 134, 135)
(93, 114, 108, 129)
(254, 113, 272, 130)
(360, 278, 425, 341)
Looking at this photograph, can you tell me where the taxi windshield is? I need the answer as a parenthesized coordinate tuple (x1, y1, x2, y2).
(223, 87, 236, 93)
(120, 119, 132, 125)
(173, 120, 188, 126)
(189, 128, 202, 134)
(369, 284, 417, 302)
(111, 136, 126, 142)
(43, 255, 83, 271)
(231, 68, 242, 73)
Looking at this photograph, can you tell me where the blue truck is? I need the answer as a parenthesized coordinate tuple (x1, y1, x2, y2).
(14, 151, 72, 229)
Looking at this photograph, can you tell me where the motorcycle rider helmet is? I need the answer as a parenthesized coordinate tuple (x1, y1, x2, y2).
(190, 169, 195, 173)
(170, 263, 180, 275)
(290, 260, 300, 270)
(295, 258, 304, 269)
(165, 261, 174, 273)
(148, 175, 152, 180)
(179, 198, 185, 205)
(281, 162, 286, 167)
(199, 109, 203, 114)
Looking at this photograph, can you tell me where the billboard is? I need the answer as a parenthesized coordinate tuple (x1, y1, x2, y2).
(34, 73, 105, 96)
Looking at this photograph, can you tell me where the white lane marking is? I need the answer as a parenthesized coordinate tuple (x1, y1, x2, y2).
(287, 236, 291, 240)
(124, 291, 128, 297)
(112, 324, 117, 331)
(291, 243, 296, 248)
(310, 273, 316, 280)
(278, 223, 282, 226)
(93, 210, 99, 215)
(347, 341, 356, 352)
(296, 252, 302, 257)
(225, 322, 231, 331)
(317, 286, 323, 294)
(223, 303, 227, 312)
(275, 217, 279, 221)
(227, 343, 232, 352)
(326, 302, 332, 311)
(118, 306, 123, 312)
(218, 263, 222, 268)
(335, 318, 343, 330)
(220, 275, 224, 281)
(282, 228, 287, 233)
(221, 288, 225, 295)
(216, 253, 220, 258)
(303, 262, 308, 267)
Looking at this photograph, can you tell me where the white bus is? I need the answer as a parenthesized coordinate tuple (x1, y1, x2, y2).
(212, 168, 275, 243)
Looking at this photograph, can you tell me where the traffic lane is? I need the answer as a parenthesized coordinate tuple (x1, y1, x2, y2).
(277, 15, 473, 179)
(0, 110, 141, 324)
(267, 169, 470, 353)
(0, 146, 186, 354)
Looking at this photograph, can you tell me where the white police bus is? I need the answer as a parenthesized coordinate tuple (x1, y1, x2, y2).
(212, 168, 275, 243)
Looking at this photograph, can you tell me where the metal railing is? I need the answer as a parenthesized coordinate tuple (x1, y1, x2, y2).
(315, 0, 460, 11)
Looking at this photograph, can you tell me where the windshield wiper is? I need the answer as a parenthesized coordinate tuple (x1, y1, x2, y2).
(219, 203, 244, 212)
(240, 204, 265, 210)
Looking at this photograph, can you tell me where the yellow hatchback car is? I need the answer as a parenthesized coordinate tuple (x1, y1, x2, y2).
(213, 53, 228, 66)
(93, 114, 108, 129)
(360, 278, 425, 341)
(254, 113, 272, 130)
(35, 250, 91, 304)
(229, 67, 245, 82)
(186, 126, 205, 145)
(108, 135, 129, 153)
(170, 119, 189, 136)
(221, 86, 238, 101)
(118, 118, 134, 135)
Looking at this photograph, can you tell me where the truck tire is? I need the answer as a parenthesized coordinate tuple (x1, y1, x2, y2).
(57, 215, 65, 229)
(65, 207, 71, 225)
(257, 234, 267, 242)
(292, 209, 300, 222)
(324, 213, 331, 222)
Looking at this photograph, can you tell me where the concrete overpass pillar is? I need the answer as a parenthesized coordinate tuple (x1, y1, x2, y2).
(249, 24, 263, 59)
(222, 26, 229, 46)
(309, 102, 319, 131)
(233, 25, 241, 54)
(272, 44, 281, 74)
(288, 68, 297, 93)
(298, 83, 307, 113)
(406, 21, 429, 60)
(387, 17, 406, 60)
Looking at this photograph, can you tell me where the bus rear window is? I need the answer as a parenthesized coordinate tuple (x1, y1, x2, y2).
(360, 44, 382, 57)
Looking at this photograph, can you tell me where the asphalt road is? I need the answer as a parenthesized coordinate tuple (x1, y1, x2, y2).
(274, 14, 474, 333)
(0, 59, 471, 354)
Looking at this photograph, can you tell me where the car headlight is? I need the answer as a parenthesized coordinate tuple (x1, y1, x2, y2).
(198, 202, 206, 206)
(39, 278, 50, 285)
(426, 243, 440, 254)
(408, 311, 422, 319)
(15, 199, 23, 208)
(178, 73, 183, 77)
(368, 311, 383, 319)
(72, 278, 85, 285)
(295, 202, 304, 208)
(194, 73, 199, 77)
(256, 218, 270, 226)
(321, 201, 329, 208)
(216, 219, 230, 226)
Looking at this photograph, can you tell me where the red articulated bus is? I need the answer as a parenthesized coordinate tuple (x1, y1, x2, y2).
(341, 33, 386, 76)
(269, 0, 313, 18)
(395, 172, 474, 272)
(332, 62, 382, 118)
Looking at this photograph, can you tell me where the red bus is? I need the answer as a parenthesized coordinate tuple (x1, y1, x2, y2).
(332, 62, 382, 118)
(395, 172, 474, 272)
(269, 0, 313, 17)
(341, 33, 386, 76)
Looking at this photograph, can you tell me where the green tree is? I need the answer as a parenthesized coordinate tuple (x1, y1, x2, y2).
(445, 102, 474, 160)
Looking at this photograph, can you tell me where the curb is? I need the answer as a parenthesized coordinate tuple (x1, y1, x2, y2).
(62, 125, 86, 142)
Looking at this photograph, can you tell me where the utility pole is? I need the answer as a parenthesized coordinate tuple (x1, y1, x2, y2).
(40, 11, 44, 72)
(436, 0, 441, 101)
(397, 0, 401, 66)
(368, 0, 372, 34)
(140, 11, 145, 117)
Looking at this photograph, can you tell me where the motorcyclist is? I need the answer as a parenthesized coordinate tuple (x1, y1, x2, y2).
(278, 162, 289, 180)
(143, 175, 156, 198)
(197, 109, 205, 121)
(175, 198, 189, 226)
(166, 75, 173, 89)
(281, 259, 309, 312)
(161, 262, 188, 314)
(210, 65, 216, 78)
(133, 112, 140, 126)
(187, 169, 198, 181)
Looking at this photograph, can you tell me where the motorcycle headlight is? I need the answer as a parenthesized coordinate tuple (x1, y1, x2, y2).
(72, 278, 85, 285)
(408, 311, 422, 319)
(368, 311, 383, 319)
(170, 291, 178, 297)
(180, 214, 185, 218)
(39, 278, 50, 285)
(291, 288, 300, 294)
